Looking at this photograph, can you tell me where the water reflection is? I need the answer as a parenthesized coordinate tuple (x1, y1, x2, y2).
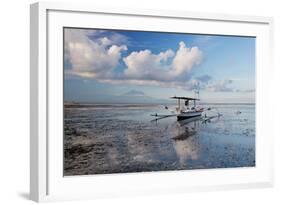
(64, 104, 255, 175)
(172, 117, 201, 168)
(174, 117, 201, 139)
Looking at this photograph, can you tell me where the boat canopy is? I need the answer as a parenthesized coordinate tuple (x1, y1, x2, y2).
(170, 96, 200, 101)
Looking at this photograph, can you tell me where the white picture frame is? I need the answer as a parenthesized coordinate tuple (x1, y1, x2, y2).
(30, 2, 274, 202)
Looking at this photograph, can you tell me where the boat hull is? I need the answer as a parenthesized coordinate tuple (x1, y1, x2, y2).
(177, 111, 202, 121)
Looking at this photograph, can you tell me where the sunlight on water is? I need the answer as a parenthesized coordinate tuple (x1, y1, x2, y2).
(64, 104, 255, 176)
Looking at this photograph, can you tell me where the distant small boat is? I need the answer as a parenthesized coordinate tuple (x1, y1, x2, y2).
(171, 96, 203, 121)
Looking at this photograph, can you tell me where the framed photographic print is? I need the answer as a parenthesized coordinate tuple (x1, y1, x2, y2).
(30, 2, 274, 202)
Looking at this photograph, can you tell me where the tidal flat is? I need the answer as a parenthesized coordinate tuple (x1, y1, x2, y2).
(64, 103, 255, 176)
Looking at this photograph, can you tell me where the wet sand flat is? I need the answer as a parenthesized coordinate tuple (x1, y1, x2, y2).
(64, 104, 255, 176)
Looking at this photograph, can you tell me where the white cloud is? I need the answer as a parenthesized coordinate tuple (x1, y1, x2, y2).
(171, 42, 202, 76)
(65, 30, 203, 84)
(99, 37, 112, 46)
(123, 41, 202, 83)
(64, 29, 127, 78)
(65, 30, 236, 93)
(123, 49, 175, 81)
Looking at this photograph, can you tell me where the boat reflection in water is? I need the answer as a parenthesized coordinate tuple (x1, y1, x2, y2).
(172, 117, 201, 168)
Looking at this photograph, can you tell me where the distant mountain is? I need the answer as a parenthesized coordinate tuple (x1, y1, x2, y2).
(113, 90, 171, 104)
(123, 89, 145, 96)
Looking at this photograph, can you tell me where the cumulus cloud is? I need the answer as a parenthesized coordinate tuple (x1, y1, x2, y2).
(64, 29, 127, 78)
(123, 41, 202, 82)
(65, 30, 204, 87)
(123, 49, 175, 81)
(172, 42, 202, 76)
(64, 29, 237, 93)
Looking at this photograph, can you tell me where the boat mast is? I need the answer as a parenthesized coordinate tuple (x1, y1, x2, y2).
(194, 82, 200, 107)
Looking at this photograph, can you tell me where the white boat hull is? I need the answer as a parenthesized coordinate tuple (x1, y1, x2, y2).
(177, 111, 202, 121)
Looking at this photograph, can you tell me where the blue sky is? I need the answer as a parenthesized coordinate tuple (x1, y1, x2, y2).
(64, 28, 255, 103)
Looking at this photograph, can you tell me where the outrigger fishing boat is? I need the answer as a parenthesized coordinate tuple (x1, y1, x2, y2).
(171, 96, 204, 120)
(151, 89, 222, 122)
(151, 95, 204, 121)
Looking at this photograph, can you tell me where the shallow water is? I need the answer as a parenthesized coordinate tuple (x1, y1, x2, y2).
(64, 103, 255, 176)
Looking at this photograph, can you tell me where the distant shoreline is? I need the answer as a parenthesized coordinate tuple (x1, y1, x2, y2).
(64, 101, 255, 108)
